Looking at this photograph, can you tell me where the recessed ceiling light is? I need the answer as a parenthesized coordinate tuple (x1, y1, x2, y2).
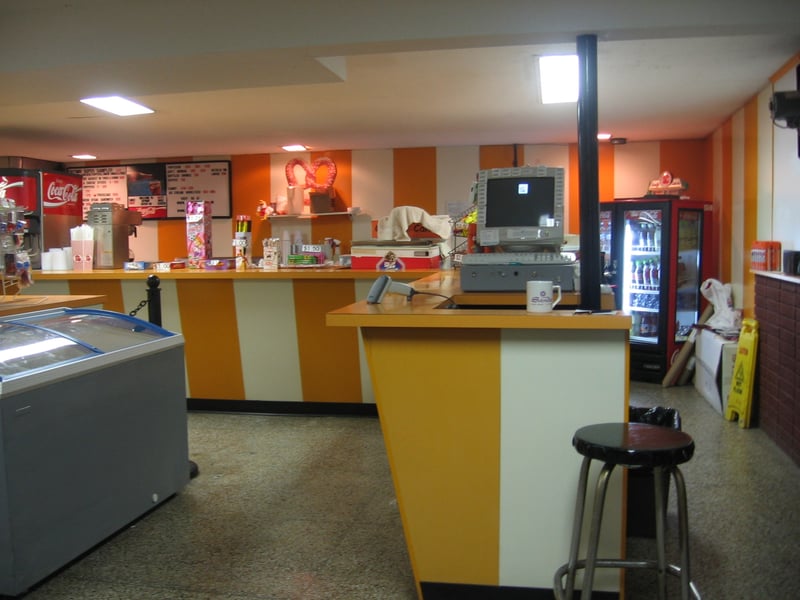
(80, 96, 154, 116)
(538, 55, 578, 104)
(71, 154, 97, 160)
(281, 144, 308, 152)
(597, 133, 612, 141)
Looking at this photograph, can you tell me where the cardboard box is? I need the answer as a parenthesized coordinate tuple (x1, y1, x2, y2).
(186, 201, 212, 268)
(694, 328, 739, 415)
(351, 243, 441, 271)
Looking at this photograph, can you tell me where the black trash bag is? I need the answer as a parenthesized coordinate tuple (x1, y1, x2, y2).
(627, 405, 682, 538)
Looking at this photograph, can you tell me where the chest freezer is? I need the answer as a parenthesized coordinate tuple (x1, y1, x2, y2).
(0, 308, 189, 596)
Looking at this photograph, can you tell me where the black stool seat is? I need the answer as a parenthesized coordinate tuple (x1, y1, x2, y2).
(574, 422, 695, 468)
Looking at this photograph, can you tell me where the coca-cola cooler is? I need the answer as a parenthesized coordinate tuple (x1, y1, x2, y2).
(600, 197, 713, 382)
(0, 168, 83, 269)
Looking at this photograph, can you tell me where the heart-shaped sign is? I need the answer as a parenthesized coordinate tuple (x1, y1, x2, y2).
(285, 157, 337, 191)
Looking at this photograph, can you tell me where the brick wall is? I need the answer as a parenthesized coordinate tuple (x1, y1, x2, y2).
(754, 274, 800, 466)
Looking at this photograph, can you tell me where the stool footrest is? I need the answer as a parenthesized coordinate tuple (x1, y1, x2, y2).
(554, 559, 702, 599)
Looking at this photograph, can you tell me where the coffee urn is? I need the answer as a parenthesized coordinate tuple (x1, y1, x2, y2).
(86, 203, 143, 268)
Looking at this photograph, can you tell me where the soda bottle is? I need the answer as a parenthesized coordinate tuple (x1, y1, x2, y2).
(651, 259, 660, 287)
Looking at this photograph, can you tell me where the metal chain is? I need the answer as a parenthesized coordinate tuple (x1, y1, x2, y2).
(129, 298, 148, 317)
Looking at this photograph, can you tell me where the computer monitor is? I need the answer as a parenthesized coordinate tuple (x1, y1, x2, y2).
(474, 165, 565, 252)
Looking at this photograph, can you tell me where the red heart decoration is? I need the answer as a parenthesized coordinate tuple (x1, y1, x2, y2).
(285, 157, 337, 191)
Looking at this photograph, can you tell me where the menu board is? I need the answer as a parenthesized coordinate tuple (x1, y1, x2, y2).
(70, 161, 231, 219)
(165, 161, 230, 218)
(69, 165, 128, 219)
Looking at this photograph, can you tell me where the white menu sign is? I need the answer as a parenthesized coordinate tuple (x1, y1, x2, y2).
(69, 165, 128, 219)
(166, 161, 231, 218)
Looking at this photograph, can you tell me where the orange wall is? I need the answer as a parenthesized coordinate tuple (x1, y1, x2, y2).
(393, 147, 437, 214)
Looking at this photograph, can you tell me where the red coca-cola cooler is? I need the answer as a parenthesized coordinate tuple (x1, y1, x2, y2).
(0, 168, 83, 269)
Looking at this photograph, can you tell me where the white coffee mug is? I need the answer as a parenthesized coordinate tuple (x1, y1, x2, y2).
(526, 280, 562, 313)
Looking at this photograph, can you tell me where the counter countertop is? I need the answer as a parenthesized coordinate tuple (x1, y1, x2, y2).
(33, 268, 437, 281)
(327, 272, 629, 330)
(753, 270, 800, 284)
(0, 295, 107, 317)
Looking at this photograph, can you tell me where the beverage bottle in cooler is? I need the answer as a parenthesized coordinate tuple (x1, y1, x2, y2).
(649, 313, 659, 336)
(639, 313, 650, 336)
(643, 224, 652, 250)
(634, 260, 643, 287)
(651, 259, 660, 287)
(631, 313, 642, 336)
(630, 221, 640, 247)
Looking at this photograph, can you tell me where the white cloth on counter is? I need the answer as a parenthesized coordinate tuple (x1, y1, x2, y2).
(377, 206, 451, 241)
(376, 205, 453, 259)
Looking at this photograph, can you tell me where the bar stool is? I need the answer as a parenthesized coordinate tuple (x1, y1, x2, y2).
(553, 422, 701, 600)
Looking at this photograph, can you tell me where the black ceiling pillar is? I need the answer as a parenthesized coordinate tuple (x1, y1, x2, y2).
(577, 34, 602, 311)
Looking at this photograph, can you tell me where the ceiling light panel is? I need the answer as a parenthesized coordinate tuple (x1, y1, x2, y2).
(80, 96, 154, 116)
(538, 55, 578, 104)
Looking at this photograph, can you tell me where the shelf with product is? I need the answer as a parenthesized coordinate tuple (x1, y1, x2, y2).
(268, 207, 360, 220)
(1, 203, 31, 296)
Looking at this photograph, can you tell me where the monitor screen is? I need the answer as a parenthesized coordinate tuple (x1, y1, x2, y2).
(474, 165, 565, 251)
(484, 176, 556, 228)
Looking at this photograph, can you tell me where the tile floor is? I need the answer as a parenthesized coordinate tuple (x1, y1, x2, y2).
(9, 382, 800, 599)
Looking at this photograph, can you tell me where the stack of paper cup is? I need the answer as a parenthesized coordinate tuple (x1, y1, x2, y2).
(70, 224, 95, 271)
(50, 248, 68, 271)
(41, 251, 53, 270)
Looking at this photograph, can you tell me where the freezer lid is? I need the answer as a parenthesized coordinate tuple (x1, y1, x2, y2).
(3, 308, 179, 351)
(0, 322, 94, 378)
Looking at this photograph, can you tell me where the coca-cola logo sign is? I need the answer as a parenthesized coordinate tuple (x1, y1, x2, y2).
(44, 181, 81, 207)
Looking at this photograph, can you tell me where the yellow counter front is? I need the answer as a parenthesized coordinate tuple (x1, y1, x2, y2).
(328, 272, 631, 598)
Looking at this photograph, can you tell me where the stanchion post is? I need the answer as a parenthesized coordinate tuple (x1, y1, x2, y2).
(146, 274, 162, 327)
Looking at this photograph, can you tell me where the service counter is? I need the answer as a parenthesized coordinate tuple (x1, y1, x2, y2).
(25, 269, 438, 407)
(26, 270, 616, 415)
(327, 273, 631, 598)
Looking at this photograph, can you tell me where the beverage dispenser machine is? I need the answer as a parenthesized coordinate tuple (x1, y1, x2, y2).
(0, 168, 84, 269)
(86, 202, 143, 268)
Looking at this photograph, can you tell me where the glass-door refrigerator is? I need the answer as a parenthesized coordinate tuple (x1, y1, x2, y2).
(600, 197, 713, 382)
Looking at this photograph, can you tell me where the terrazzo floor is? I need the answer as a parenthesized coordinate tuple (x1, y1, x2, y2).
(8, 381, 800, 599)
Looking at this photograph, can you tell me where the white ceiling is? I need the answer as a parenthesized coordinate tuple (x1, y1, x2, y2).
(1, 0, 798, 164)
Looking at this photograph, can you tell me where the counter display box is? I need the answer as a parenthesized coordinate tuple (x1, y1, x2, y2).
(694, 327, 739, 415)
(350, 240, 442, 270)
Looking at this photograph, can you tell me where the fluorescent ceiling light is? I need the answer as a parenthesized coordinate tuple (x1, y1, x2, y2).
(281, 144, 308, 152)
(538, 55, 578, 104)
(80, 96, 154, 116)
(72, 153, 97, 160)
(597, 133, 612, 141)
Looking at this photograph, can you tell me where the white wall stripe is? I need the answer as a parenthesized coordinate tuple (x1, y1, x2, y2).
(498, 329, 626, 590)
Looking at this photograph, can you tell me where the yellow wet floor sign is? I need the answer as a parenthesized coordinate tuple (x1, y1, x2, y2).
(725, 318, 759, 428)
